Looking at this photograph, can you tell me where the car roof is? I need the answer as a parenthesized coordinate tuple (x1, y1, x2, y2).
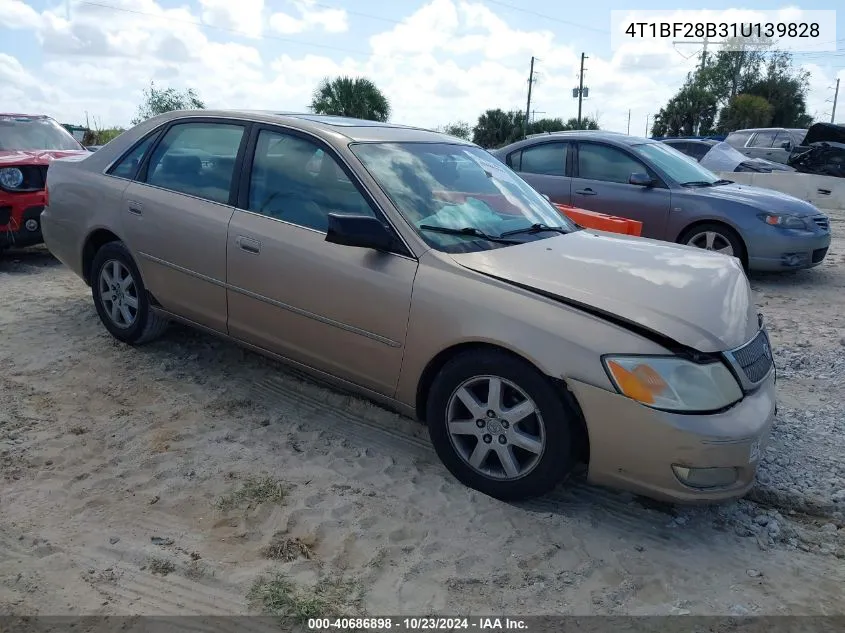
(662, 138, 717, 145)
(523, 130, 648, 144)
(0, 113, 54, 119)
(147, 109, 475, 145)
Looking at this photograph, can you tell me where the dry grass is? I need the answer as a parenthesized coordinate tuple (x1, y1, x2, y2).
(216, 476, 288, 511)
(247, 573, 361, 623)
(262, 532, 315, 562)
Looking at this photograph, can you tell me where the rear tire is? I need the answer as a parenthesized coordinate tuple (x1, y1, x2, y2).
(91, 241, 168, 344)
(426, 349, 576, 501)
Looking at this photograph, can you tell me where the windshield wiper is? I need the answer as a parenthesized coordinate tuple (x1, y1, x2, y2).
(499, 223, 570, 237)
(418, 225, 521, 244)
(680, 180, 716, 187)
(712, 179, 733, 185)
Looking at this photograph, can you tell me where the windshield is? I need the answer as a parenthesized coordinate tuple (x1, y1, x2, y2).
(0, 116, 83, 151)
(632, 142, 720, 185)
(350, 143, 576, 253)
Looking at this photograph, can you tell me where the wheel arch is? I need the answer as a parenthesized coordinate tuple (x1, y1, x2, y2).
(81, 227, 124, 285)
(414, 341, 590, 464)
(675, 218, 749, 266)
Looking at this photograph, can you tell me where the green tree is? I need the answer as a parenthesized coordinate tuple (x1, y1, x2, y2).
(742, 52, 813, 128)
(471, 109, 525, 148)
(131, 81, 205, 125)
(438, 121, 472, 140)
(651, 77, 719, 137)
(310, 76, 391, 122)
(717, 94, 773, 131)
(526, 117, 599, 134)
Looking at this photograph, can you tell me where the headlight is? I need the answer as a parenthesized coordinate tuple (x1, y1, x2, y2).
(0, 167, 24, 190)
(759, 213, 808, 229)
(603, 356, 743, 412)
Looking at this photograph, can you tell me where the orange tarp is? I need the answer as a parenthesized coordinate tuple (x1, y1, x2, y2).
(555, 204, 642, 237)
(429, 191, 643, 237)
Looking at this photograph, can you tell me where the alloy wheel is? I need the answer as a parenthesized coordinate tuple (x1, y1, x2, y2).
(686, 230, 734, 255)
(446, 375, 546, 481)
(98, 259, 139, 328)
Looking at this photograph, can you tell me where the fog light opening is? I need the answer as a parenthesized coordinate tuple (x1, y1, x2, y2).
(24, 219, 39, 232)
(672, 465, 739, 489)
(781, 253, 808, 268)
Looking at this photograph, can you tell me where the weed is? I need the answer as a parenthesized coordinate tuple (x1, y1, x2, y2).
(247, 573, 360, 623)
(148, 557, 176, 576)
(216, 476, 288, 511)
(262, 532, 314, 562)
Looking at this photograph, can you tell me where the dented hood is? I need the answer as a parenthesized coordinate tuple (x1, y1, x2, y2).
(449, 230, 759, 353)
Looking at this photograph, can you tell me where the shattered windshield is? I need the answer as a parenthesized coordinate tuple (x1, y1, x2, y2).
(350, 142, 576, 253)
(0, 115, 84, 152)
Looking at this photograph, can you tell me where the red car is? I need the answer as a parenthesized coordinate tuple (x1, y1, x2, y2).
(1, 114, 89, 251)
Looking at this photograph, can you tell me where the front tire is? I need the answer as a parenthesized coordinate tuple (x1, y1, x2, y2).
(91, 241, 168, 344)
(426, 349, 576, 500)
(679, 222, 746, 269)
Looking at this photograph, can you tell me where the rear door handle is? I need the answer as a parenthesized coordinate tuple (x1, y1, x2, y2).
(237, 236, 261, 254)
(127, 200, 143, 216)
(575, 188, 597, 196)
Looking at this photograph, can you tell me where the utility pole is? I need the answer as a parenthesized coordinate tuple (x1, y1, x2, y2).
(627, 109, 631, 134)
(700, 36, 708, 72)
(524, 56, 536, 138)
(645, 114, 650, 137)
(832, 78, 840, 123)
(577, 52, 588, 128)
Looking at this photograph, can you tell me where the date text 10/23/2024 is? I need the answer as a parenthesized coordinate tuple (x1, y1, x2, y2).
(307, 617, 529, 631)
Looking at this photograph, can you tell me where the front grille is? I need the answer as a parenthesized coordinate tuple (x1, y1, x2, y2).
(812, 215, 830, 231)
(0, 206, 11, 226)
(812, 247, 828, 263)
(730, 330, 774, 385)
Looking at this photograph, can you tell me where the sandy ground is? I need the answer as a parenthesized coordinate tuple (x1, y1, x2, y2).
(1, 211, 844, 619)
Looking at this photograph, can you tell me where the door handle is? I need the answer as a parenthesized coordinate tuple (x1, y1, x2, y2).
(237, 236, 261, 254)
(575, 188, 597, 196)
(127, 200, 143, 216)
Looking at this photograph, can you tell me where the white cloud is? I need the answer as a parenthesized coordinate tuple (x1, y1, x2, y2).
(1, 0, 840, 133)
(199, 0, 264, 39)
(0, 0, 40, 29)
(269, 0, 348, 35)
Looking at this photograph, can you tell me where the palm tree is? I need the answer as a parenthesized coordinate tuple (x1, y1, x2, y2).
(309, 76, 391, 122)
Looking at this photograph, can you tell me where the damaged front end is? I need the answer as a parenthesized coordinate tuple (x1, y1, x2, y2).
(787, 122, 845, 178)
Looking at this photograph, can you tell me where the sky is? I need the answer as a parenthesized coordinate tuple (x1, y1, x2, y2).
(1, 0, 844, 135)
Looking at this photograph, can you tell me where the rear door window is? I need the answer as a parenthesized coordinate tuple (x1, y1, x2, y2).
(143, 122, 245, 205)
(518, 143, 567, 176)
(748, 130, 778, 148)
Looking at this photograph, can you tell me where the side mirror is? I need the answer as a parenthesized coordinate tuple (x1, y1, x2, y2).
(325, 213, 396, 252)
(629, 172, 655, 187)
(780, 140, 791, 150)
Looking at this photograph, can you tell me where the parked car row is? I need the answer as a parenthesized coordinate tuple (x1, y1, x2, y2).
(2, 109, 835, 505)
(34, 109, 785, 505)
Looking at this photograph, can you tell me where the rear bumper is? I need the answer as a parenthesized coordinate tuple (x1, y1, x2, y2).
(569, 373, 776, 504)
(0, 191, 47, 249)
(747, 228, 831, 271)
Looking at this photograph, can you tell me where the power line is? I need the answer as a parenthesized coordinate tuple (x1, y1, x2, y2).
(481, 0, 610, 34)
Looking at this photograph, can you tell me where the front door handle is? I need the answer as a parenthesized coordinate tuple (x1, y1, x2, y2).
(237, 236, 261, 254)
(127, 200, 143, 216)
(575, 188, 597, 196)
